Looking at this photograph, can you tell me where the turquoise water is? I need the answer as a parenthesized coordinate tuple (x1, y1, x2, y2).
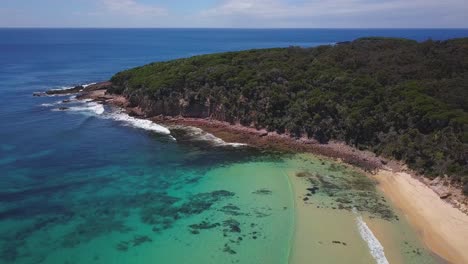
(2, 29, 467, 263)
(0, 147, 294, 264)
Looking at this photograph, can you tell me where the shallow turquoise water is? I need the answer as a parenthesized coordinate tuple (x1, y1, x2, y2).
(2, 29, 465, 263)
(0, 150, 295, 264)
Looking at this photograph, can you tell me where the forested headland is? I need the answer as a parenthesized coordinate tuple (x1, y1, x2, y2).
(109, 37, 468, 193)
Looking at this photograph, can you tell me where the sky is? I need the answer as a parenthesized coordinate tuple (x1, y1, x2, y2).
(0, 0, 467, 28)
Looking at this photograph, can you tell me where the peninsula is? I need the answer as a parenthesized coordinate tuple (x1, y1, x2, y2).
(45, 37, 468, 263)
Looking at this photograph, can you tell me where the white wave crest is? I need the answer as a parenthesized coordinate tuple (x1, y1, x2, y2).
(41, 103, 56, 107)
(66, 102, 105, 115)
(105, 111, 171, 135)
(50, 82, 96, 91)
(177, 126, 247, 147)
(354, 209, 389, 264)
(49, 98, 171, 135)
(82, 82, 96, 88)
(48, 86, 74, 91)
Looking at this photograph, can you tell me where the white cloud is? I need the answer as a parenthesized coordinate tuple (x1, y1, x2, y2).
(100, 0, 167, 17)
(199, 0, 468, 27)
(1, 0, 467, 28)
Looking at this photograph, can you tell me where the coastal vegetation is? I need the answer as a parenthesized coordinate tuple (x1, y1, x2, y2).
(109, 37, 468, 192)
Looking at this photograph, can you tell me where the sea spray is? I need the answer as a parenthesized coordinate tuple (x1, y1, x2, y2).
(171, 125, 247, 147)
(353, 208, 389, 264)
(66, 102, 105, 115)
(45, 99, 171, 135)
(105, 110, 171, 135)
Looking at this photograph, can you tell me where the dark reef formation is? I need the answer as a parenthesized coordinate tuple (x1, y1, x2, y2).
(297, 159, 397, 221)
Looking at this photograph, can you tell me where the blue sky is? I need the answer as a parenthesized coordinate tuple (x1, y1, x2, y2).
(1, 0, 467, 28)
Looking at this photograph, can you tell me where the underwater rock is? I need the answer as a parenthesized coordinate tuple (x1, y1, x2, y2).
(189, 221, 221, 232)
(253, 207, 272, 218)
(223, 219, 241, 233)
(332, 240, 347, 246)
(178, 190, 235, 216)
(252, 189, 272, 195)
(296, 171, 314, 178)
(116, 241, 129, 252)
(304, 170, 397, 220)
(115, 235, 152, 252)
(62, 217, 131, 248)
(219, 204, 243, 216)
(140, 190, 234, 233)
(132, 235, 152, 247)
(223, 244, 237, 255)
(306, 187, 319, 194)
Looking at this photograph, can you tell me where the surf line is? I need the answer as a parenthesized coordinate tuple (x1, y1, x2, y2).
(353, 208, 389, 264)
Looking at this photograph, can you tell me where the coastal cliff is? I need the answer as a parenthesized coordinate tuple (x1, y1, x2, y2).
(44, 37, 467, 196)
(105, 37, 467, 194)
(38, 37, 468, 263)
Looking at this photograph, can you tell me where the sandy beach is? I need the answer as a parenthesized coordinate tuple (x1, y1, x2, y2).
(58, 85, 468, 263)
(374, 170, 468, 264)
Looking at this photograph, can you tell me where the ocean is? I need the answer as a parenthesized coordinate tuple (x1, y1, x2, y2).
(1, 28, 467, 264)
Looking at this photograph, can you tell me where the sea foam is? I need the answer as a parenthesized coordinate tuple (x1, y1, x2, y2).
(42, 90, 172, 136)
(67, 102, 105, 115)
(176, 126, 247, 147)
(105, 111, 171, 135)
(354, 209, 389, 264)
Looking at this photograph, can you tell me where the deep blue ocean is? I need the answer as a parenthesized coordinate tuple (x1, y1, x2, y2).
(1, 29, 467, 264)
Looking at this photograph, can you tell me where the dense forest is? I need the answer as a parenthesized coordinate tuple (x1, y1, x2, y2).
(109, 37, 468, 193)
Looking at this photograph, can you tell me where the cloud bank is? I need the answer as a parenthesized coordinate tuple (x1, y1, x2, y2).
(0, 0, 467, 27)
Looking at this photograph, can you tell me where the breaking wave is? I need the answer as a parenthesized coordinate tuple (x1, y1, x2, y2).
(354, 209, 389, 264)
(68, 102, 105, 115)
(105, 110, 171, 135)
(42, 95, 171, 136)
(174, 125, 247, 147)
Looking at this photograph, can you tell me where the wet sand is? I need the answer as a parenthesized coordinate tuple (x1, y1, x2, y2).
(286, 168, 376, 264)
(374, 170, 468, 264)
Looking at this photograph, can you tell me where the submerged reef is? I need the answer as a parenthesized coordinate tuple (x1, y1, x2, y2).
(116, 235, 153, 252)
(296, 163, 396, 221)
(0, 188, 238, 263)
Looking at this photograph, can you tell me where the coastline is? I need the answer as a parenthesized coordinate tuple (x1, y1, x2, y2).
(373, 170, 468, 264)
(151, 110, 468, 263)
(47, 84, 468, 263)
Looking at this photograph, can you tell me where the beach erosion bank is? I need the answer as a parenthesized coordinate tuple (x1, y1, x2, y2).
(43, 84, 468, 263)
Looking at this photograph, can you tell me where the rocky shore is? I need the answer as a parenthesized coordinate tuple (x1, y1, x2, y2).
(36, 81, 468, 263)
(39, 81, 467, 213)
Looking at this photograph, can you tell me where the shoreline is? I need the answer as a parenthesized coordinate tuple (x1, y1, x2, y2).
(373, 170, 468, 264)
(153, 116, 386, 171)
(148, 109, 468, 264)
(46, 84, 468, 263)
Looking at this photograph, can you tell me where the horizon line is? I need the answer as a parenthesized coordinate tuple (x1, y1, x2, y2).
(1, 27, 468, 30)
